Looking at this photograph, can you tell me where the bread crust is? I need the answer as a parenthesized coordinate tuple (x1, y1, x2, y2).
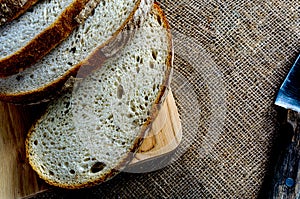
(26, 3, 173, 189)
(0, 0, 39, 26)
(0, 0, 154, 104)
(0, 0, 91, 77)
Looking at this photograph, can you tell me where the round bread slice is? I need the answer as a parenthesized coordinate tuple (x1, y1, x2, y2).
(0, 0, 93, 77)
(0, 0, 153, 79)
(26, 3, 172, 189)
(0, 0, 39, 26)
(0, 0, 153, 103)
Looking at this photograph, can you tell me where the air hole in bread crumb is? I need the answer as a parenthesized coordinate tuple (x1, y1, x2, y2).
(91, 162, 106, 173)
(16, 75, 23, 81)
(131, 106, 136, 112)
(59, 147, 66, 151)
(70, 47, 76, 53)
(49, 171, 54, 176)
(69, 169, 75, 174)
(149, 61, 154, 69)
(139, 105, 144, 110)
(152, 50, 158, 60)
(34, 140, 38, 145)
(132, 119, 139, 126)
(117, 85, 124, 99)
(65, 102, 70, 108)
(40, 165, 45, 171)
(157, 15, 162, 26)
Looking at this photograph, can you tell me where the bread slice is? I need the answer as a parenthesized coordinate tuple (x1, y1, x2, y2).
(0, 0, 153, 103)
(0, 0, 95, 77)
(0, 0, 39, 26)
(26, 3, 172, 189)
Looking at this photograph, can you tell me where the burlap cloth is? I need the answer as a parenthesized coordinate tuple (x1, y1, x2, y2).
(30, 0, 299, 198)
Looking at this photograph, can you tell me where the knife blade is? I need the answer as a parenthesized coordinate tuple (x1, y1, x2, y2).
(269, 54, 300, 198)
(275, 54, 300, 112)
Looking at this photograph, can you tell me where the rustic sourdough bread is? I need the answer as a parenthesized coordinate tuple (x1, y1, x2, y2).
(0, 0, 39, 26)
(0, 0, 153, 103)
(0, 0, 94, 77)
(26, 3, 172, 189)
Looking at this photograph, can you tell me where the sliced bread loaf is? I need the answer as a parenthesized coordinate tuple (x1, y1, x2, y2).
(26, 3, 172, 189)
(0, 0, 39, 26)
(0, 0, 153, 103)
(0, 0, 94, 77)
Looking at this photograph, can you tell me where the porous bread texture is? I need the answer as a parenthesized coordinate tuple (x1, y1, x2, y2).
(26, 5, 171, 188)
(0, 0, 73, 58)
(0, 0, 152, 102)
(0, 0, 98, 77)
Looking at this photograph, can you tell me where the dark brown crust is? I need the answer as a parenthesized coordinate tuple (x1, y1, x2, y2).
(0, 0, 151, 104)
(0, 0, 39, 26)
(0, 0, 91, 77)
(26, 3, 173, 189)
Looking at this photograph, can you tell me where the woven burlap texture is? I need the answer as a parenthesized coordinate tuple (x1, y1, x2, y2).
(31, 0, 299, 198)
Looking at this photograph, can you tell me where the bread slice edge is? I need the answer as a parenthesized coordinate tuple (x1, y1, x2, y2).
(0, 0, 39, 26)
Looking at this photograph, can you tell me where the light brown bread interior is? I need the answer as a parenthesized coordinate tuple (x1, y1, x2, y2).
(0, 0, 93, 77)
(26, 3, 172, 189)
(0, 0, 153, 103)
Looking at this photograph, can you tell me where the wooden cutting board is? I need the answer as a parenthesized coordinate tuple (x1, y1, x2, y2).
(0, 91, 182, 199)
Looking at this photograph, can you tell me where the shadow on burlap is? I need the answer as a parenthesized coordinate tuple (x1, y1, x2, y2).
(31, 0, 299, 198)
